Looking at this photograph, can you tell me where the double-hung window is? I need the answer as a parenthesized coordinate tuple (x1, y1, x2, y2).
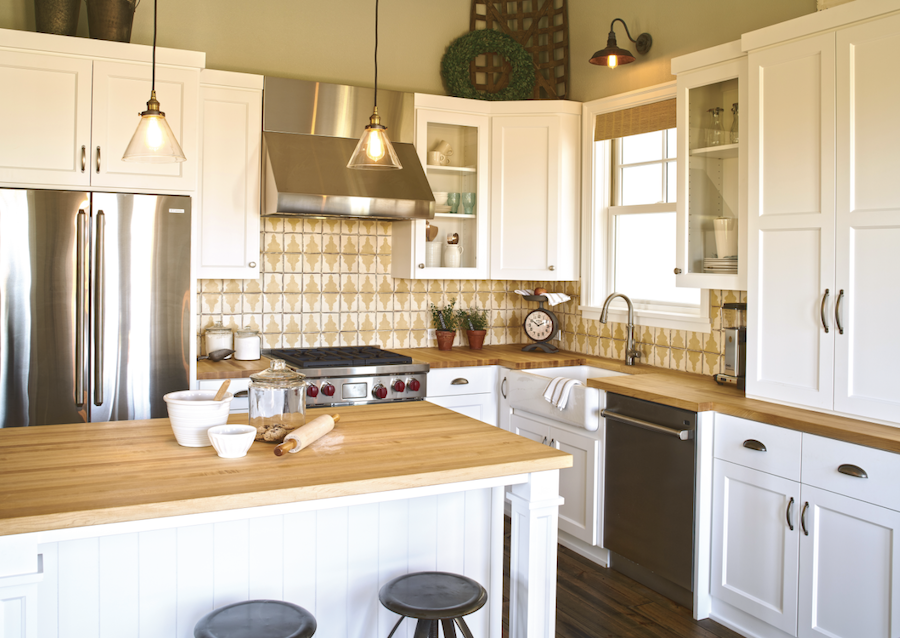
(581, 83, 709, 332)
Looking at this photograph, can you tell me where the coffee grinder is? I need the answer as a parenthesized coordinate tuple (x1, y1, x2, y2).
(715, 302, 747, 390)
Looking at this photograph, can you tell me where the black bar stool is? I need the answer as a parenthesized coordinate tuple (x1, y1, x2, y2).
(194, 599, 316, 638)
(379, 571, 487, 638)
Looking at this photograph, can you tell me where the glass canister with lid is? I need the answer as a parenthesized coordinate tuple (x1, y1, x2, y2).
(248, 359, 308, 442)
(233, 326, 261, 360)
(205, 321, 233, 357)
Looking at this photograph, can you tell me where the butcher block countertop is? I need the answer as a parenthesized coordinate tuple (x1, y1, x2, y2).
(0, 402, 571, 537)
(587, 372, 900, 454)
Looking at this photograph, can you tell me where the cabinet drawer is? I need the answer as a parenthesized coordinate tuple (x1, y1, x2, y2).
(715, 414, 802, 481)
(197, 378, 250, 413)
(802, 434, 900, 512)
(427, 366, 498, 397)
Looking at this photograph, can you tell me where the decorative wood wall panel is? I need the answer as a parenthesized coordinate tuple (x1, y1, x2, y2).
(470, 0, 570, 99)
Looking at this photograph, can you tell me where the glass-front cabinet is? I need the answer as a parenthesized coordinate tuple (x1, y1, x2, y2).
(673, 41, 748, 290)
(391, 94, 490, 279)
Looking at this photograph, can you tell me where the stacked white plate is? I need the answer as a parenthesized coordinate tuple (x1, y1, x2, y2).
(435, 205, 452, 214)
(703, 258, 738, 274)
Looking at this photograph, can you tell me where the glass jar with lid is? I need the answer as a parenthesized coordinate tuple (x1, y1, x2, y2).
(248, 359, 307, 442)
(204, 321, 233, 357)
(234, 326, 261, 361)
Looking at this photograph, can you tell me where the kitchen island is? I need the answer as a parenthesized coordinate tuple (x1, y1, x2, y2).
(0, 402, 570, 638)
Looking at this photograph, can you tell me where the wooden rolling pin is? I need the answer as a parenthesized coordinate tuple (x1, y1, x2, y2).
(274, 414, 340, 456)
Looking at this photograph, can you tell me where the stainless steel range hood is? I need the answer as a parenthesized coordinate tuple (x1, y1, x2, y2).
(262, 77, 434, 220)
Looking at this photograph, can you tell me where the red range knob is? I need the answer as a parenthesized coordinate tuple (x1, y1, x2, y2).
(321, 383, 336, 397)
(407, 379, 421, 392)
(307, 385, 319, 397)
(393, 380, 406, 392)
(372, 384, 388, 400)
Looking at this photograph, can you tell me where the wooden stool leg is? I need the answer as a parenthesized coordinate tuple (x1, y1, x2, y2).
(453, 617, 475, 638)
(386, 616, 406, 638)
(414, 619, 437, 638)
(441, 618, 457, 638)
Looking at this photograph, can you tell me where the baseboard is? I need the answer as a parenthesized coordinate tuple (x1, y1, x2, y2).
(557, 531, 610, 567)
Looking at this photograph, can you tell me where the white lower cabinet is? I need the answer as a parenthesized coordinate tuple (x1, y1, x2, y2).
(425, 366, 498, 426)
(711, 415, 900, 638)
(509, 411, 599, 545)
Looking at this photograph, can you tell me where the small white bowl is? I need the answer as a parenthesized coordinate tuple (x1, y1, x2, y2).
(164, 390, 233, 447)
(432, 191, 449, 206)
(207, 424, 256, 459)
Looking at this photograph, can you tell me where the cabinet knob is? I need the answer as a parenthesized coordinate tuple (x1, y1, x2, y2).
(418, 263, 425, 269)
(249, 261, 257, 268)
(549, 265, 555, 271)
(674, 268, 682, 274)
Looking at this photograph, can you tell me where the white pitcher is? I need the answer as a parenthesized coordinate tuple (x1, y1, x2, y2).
(443, 244, 464, 268)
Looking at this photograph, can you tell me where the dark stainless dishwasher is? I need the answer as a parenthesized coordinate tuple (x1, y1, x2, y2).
(602, 393, 697, 608)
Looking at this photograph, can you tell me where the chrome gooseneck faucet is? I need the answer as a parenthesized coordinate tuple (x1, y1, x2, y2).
(599, 293, 641, 366)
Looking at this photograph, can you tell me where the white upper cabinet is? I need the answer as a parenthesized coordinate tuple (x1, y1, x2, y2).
(672, 41, 747, 291)
(747, 32, 837, 412)
(491, 102, 580, 281)
(197, 70, 262, 280)
(395, 95, 580, 280)
(745, 5, 900, 424)
(833, 13, 900, 423)
(393, 95, 491, 280)
(0, 28, 202, 193)
(0, 50, 92, 186)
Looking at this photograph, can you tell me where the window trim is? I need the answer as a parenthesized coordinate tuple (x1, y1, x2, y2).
(580, 81, 711, 334)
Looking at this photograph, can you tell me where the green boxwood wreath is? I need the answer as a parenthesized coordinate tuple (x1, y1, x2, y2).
(441, 30, 535, 101)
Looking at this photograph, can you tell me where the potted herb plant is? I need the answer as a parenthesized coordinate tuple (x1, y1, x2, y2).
(430, 298, 459, 351)
(458, 307, 489, 350)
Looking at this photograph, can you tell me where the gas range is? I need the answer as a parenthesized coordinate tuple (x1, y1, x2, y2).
(264, 347, 429, 407)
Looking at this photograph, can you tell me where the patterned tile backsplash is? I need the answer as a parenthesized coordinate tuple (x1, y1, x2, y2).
(197, 218, 740, 376)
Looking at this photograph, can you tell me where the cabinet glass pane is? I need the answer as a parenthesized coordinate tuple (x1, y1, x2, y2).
(686, 78, 740, 275)
(423, 121, 479, 270)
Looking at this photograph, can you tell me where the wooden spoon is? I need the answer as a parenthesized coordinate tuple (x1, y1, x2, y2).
(213, 379, 231, 401)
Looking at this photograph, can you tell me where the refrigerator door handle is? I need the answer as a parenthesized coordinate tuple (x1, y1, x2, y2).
(76, 209, 87, 407)
(94, 210, 105, 407)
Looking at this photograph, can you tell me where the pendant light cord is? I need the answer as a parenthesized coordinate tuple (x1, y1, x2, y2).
(151, 0, 157, 92)
(373, 0, 379, 111)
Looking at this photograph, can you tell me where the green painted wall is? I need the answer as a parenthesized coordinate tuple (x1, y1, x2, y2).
(2, 0, 818, 100)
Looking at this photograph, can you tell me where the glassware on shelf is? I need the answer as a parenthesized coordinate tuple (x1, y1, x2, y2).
(706, 107, 725, 146)
(730, 103, 739, 144)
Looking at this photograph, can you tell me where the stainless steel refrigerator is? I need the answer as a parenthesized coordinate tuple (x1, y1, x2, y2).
(0, 189, 191, 427)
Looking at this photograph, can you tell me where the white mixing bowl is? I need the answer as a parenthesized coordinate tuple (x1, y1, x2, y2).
(163, 390, 233, 447)
(207, 424, 256, 458)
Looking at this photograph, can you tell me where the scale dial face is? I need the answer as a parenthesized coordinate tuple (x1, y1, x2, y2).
(524, 309, 557, 343)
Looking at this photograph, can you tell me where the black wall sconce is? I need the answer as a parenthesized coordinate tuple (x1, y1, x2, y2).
(589, 18, 652, 69)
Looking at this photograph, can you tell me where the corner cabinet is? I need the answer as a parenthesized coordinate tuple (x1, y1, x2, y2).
(490, 101, 580, 281)
(393, 94, 581, 281)
(672, 40, 747, 291)
(745, 8, 900, 424)
(393, 94, 491, 279)
(0, 28, 202, 192)
(197, 70, 262, 279)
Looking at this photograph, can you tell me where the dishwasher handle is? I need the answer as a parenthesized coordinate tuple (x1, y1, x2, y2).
(601, 409, 694, 441)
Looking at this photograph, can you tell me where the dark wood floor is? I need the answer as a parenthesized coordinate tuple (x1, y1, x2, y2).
(502, 520, 744, 638)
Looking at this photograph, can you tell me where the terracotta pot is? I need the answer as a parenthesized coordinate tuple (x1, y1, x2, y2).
(466, 330, 486, 350)
(435, 330, 456, 351)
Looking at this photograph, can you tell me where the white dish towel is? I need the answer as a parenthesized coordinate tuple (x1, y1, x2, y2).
(543, 377, 582, 410)
(514, 289, 571, 306)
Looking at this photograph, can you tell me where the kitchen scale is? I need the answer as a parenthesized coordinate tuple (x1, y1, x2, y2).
(522, 295, 561, 353)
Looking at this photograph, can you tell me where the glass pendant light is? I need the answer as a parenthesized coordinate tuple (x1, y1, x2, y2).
(122, 0, 186, 163)
(348, 0, 402, 170)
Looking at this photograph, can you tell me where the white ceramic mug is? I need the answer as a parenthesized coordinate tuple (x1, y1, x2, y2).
(434, 140, 453, 156)
(428, 151, 445, 166)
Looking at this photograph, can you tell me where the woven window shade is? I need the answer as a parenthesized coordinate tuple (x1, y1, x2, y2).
(594, 99, 676, 142)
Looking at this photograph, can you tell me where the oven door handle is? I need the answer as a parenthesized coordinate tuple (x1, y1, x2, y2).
(601, 409, 694, 441)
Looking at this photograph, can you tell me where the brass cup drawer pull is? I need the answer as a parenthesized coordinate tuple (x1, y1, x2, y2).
(838, 463, 868, 479)
(742, 439, 767, 452)
(451, 378, 469, 385)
